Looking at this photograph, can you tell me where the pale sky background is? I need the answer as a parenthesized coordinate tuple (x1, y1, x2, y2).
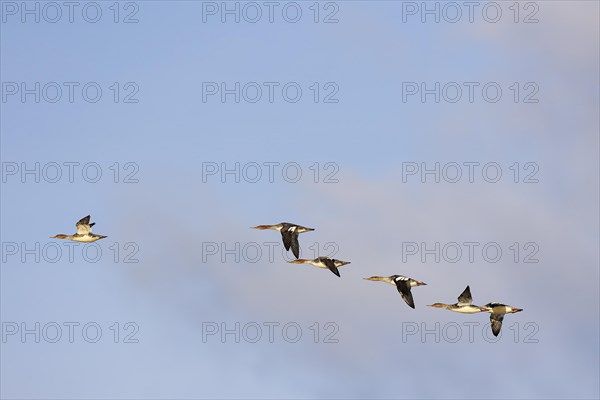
(1, 1, 599, 399)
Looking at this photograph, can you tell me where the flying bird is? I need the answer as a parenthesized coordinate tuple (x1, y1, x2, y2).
(288, 257, 350, 277)
(482, 303, 523, 336)
(364, 275, 427, 309)
(428, 285, 488, 313)
(251, 223, 314, 259)
(51, 215, 107, 243)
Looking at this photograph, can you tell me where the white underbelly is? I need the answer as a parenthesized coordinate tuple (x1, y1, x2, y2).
(72, 236, 99, 243)
(454, 306, 483, 314)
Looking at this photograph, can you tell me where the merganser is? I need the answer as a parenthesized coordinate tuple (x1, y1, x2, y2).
(51, 215, 107, 243)
(251, 223, 314, 259)
(364, 275, 427, 309)
(427, 285, 487, 313)
(482, 303, 523, 336)
(288, 257, 350, 277)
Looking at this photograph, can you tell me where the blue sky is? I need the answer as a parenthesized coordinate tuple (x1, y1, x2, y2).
(1, 1, 599, 399)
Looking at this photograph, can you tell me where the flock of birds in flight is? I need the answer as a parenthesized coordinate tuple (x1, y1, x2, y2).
(52, 216, 523, 337)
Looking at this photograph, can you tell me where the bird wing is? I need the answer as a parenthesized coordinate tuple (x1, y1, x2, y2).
(490, 313, 504, 337)
(457, 286, 473, 306)
(281, 230, 293, 251)
(290, 234, 300, 259)
(323, 258, 340, 277)
(395, 280, 415, 309)
(281, 229, 301, 259)
(76, 215, 93, 235)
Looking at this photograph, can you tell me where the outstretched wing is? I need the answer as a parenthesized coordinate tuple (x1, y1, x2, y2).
(281, 230, 292, 251)
(76, 215, 93, 235)
(457, 286, 473, 306)
(323, 258, 340, 277)
(290, 234, 300, 259)
(490, 313, 504, 337)
(281, 230, 301, 259)
(395, 280, 415, 309)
